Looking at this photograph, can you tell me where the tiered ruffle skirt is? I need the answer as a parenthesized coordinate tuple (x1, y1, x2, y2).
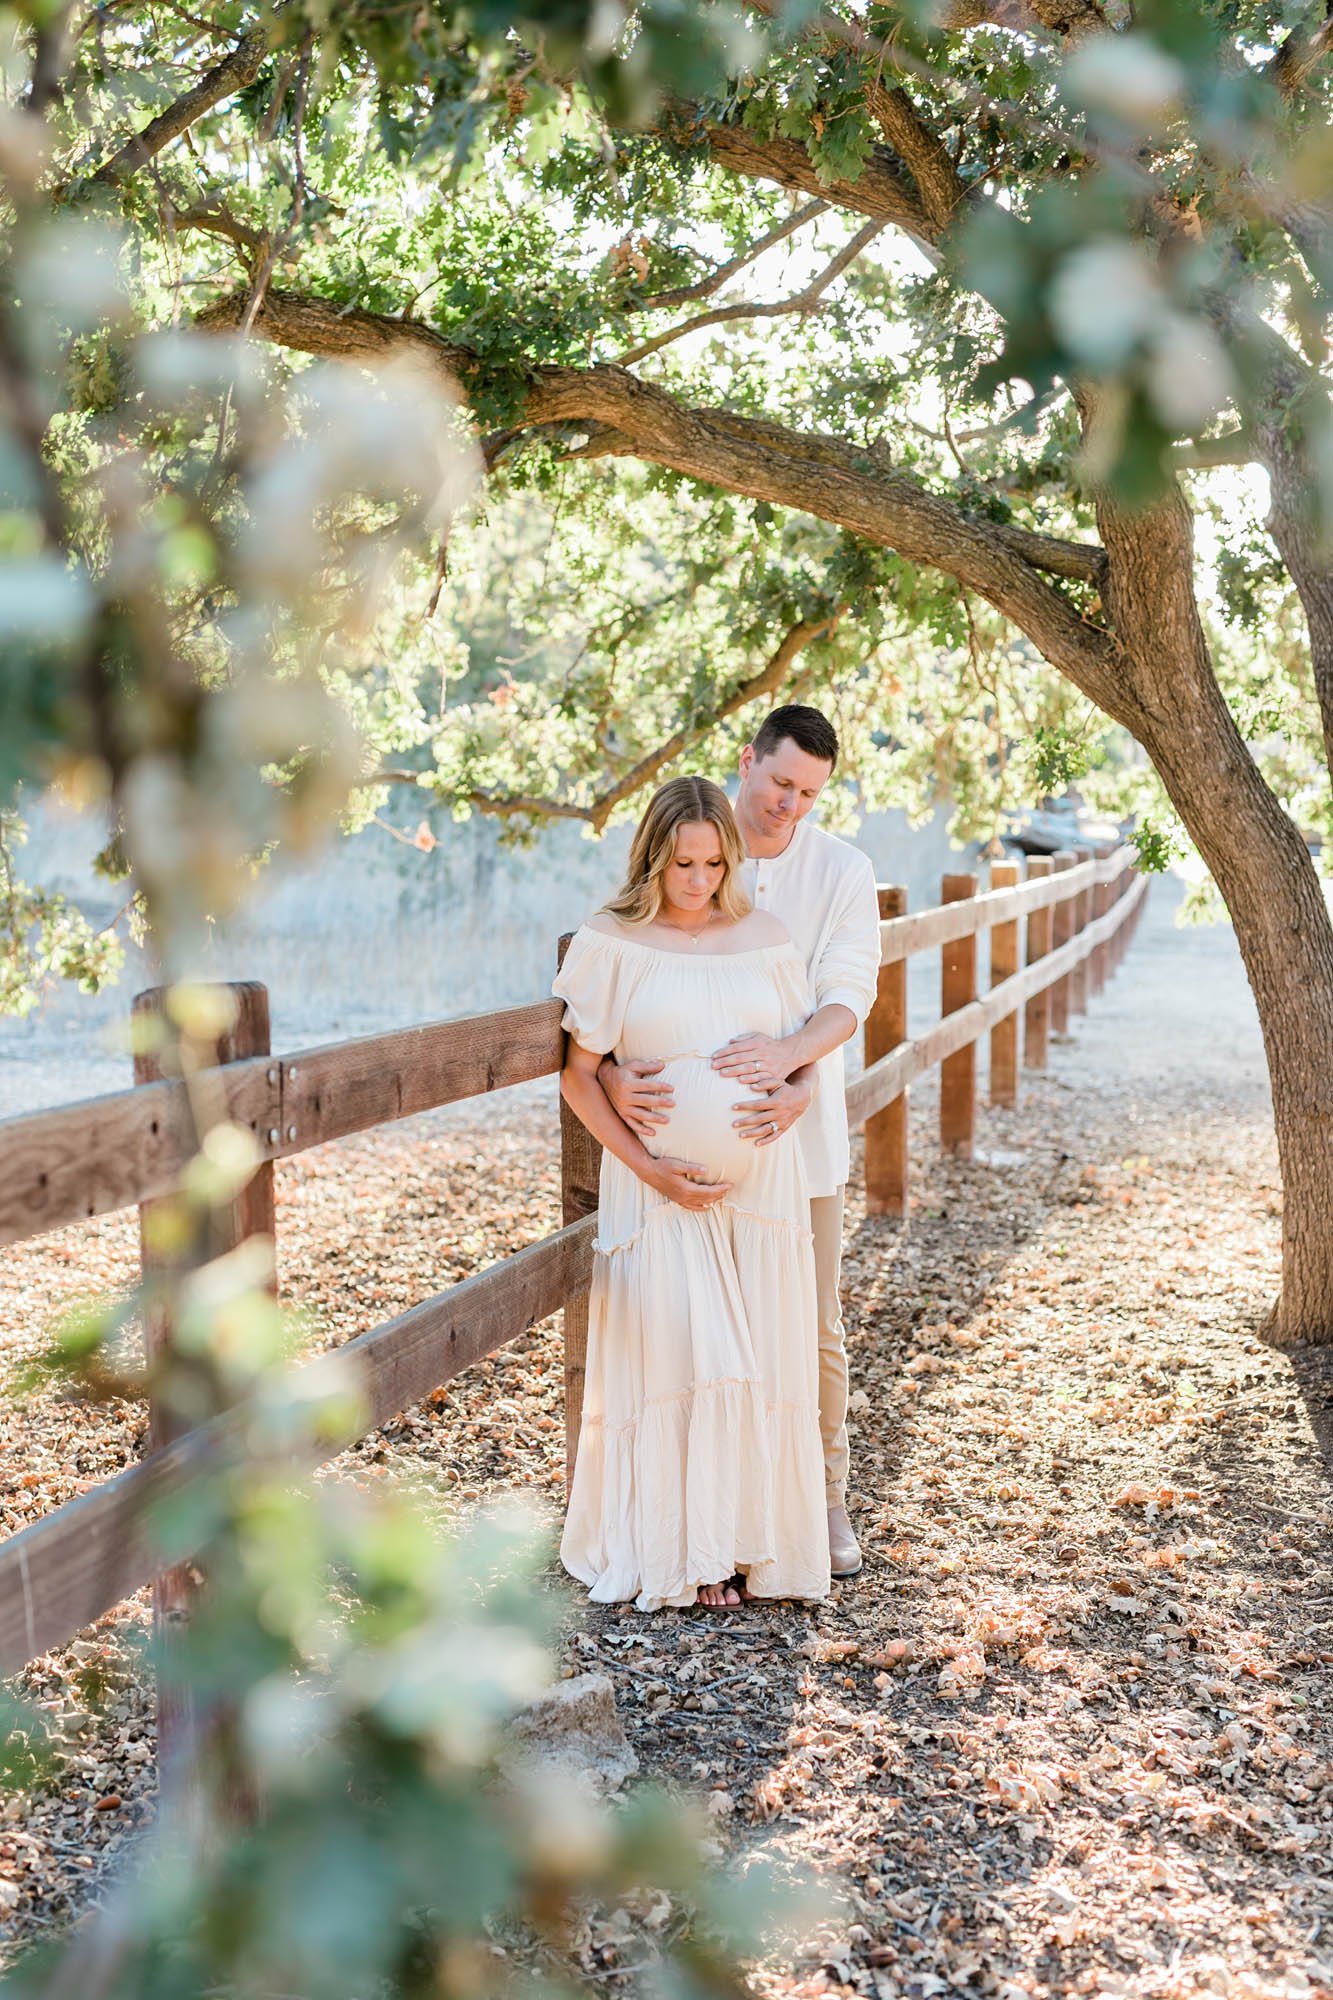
(561, 1163, 830, 1611)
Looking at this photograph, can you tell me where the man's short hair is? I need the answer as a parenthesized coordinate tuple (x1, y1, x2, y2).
(751, 703, 839, 772)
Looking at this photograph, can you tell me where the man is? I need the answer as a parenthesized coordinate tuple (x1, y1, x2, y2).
(600, 704, 882, 1578)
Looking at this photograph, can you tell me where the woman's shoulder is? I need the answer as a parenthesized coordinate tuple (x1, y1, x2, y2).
(569, 912, 656, 961)
(582, 911, 636, 942)
(737, 908, 793, 951)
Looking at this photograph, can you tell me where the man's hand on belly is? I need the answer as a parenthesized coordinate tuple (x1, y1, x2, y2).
(731, 1071, 814, 1147)
(711, 1031, 795, 1093)
(599, 1054, 674, 1140)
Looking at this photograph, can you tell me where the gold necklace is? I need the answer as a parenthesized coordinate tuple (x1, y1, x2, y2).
(656, 911, 714, 944)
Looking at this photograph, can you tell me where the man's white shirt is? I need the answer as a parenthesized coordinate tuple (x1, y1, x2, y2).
(738, 818, 881, 1199)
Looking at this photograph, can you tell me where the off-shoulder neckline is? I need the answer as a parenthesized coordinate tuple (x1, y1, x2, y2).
(575, 923, 798, 964)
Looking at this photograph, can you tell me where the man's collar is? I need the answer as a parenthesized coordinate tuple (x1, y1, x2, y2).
(746, 816, 810, 865)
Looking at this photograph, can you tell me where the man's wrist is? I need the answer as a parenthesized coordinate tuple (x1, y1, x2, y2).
(779, 1030, 810, 1076)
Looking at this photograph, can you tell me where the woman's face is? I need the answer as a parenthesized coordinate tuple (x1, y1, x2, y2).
(660, 819, 726, 920)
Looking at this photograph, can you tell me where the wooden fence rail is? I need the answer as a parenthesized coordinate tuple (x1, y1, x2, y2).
(876, 848, 1105, 963)
(0, 1002, 565, 1251)
(848, 868, 1146, 1129)
(0, 842, 1147, 1679)
(0, 1218, 597, 1673)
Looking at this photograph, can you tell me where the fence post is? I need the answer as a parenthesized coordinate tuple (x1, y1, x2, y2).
(132, 979, 273, 1801)
(1070, 871, 1092, 1016)
(988, 860, 1020, 1109)
(1115, 859, 1134, 971)
(556, 935, 602, 1491)
(940, 874, 977, 1157)
(864, 886, 908, 1217)
(1049, 850, 1077, 1036)
(1023, 858, 1054, 1068)
(1091, 856, 1112, 996)
(1129, 864, 1145, 952)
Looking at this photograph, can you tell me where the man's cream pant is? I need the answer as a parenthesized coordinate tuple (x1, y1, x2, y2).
(810, 1188, 849, 1508)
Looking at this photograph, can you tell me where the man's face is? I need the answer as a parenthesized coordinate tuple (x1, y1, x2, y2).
(737, 737, 833, 841)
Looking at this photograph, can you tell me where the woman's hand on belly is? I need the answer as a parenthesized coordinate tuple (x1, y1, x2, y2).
(649, 1056, 758, 1186)
(711, 1031, 791, 1092)
(644, 1157, 732, 1210)
(731, 1070, 814, 1147)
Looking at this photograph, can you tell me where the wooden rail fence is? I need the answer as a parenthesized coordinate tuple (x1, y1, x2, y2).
(0, 843, 1146, 1681)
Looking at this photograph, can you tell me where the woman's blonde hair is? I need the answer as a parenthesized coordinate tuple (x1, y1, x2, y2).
(603, 776, 751, 927)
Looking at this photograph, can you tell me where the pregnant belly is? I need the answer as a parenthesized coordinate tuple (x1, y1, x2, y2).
(643, 1054, 761, 1188)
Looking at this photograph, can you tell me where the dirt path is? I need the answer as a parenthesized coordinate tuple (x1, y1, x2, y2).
(2, 882, 1331, 1997)
(560, 883, 1333, 2000)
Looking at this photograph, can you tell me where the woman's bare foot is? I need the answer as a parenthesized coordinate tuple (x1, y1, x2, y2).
(697, 1579, 743, 1608)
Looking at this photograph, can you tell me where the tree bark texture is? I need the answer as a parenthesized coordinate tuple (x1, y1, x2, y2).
(1096, 483, 1333, 1343)
(1261, 434, 1333, 783)
(1206, 306, 1333, 782)
(76, 10, 294, 192)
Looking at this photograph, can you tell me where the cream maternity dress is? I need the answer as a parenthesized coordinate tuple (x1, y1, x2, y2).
(553, 923, 830, 1611)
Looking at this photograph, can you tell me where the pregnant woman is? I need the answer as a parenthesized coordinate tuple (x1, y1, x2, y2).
(554, 775, 830, 1612)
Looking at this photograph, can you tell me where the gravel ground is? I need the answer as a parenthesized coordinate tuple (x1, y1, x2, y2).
(2, 880, 1332, 2000)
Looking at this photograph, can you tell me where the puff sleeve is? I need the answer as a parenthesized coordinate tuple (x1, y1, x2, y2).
(551, 928, 640, 1056)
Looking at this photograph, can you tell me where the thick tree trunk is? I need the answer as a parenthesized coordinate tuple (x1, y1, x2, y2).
(1099, 487, 1333, 1344)
(1262, 435, 1333, 781)
(1214, 308, 1333, 780)
(1159, 745, 1333, 1347)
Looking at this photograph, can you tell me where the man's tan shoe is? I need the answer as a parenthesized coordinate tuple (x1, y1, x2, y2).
(828, 1505, 862, 1579)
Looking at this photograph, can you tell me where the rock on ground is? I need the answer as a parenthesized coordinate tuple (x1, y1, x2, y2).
(500, 1672, 640, 1796)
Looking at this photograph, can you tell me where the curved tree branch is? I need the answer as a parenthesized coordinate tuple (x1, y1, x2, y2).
(701, 122, 939, 245)
(67, 5, 295, 195)
(1268, 6, 1333, 95)
(1204, 292, 1333, 778)
(618, 215, 886, 365)
(169, 202, 269, 263)
(738, 0, 1100, 196)
(644, 197, 829, 308)
(863, 83, 969, 233)
(1171, 428, 1258, 470)
(198, 285, 1118, 715)
(938, 0, 1107, 39)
